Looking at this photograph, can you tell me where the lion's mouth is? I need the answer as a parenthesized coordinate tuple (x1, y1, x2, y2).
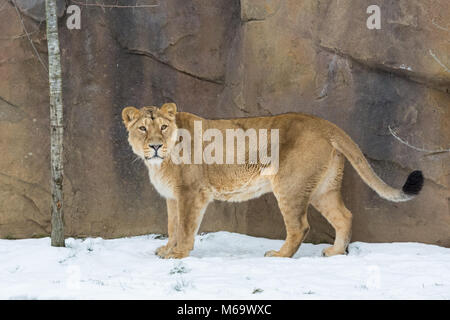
(145, 155, 164, 160)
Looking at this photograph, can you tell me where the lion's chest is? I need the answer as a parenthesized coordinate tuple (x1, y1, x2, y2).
(148, 170, 175, 199)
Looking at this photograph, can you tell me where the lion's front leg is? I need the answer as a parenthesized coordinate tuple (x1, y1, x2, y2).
(162, 192, 210, 259)
(156, 199, 178, 258)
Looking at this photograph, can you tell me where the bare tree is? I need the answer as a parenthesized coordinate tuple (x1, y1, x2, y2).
(46, 0, 65, 247)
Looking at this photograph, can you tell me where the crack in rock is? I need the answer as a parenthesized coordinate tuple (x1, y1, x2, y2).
(317, 44, 450, 93)
(126, 48, 225, 85)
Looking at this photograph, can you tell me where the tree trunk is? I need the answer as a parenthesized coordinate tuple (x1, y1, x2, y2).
(46, 0, 65, 247)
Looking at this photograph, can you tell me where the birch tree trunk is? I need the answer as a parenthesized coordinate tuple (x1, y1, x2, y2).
(46, 0, 65, 247)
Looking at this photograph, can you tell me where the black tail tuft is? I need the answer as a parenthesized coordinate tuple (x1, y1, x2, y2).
(402, 170, 424, 196)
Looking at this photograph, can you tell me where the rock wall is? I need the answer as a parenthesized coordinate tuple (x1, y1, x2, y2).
(0, 0, 449, 246)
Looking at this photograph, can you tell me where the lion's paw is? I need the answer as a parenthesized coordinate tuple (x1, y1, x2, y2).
(162, 250, 189, 259)
(155, 245, 171, 258)
(322, 246, 346, 257)
(264, 250, 282, 257)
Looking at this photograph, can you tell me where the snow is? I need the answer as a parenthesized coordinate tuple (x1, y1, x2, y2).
(1, 231, 449, 299)
(399, 64, 413, 71)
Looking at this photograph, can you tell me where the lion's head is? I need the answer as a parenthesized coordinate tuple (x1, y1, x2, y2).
(122, 103, 178, 165)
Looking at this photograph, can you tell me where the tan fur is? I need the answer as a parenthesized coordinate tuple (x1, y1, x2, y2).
(122, 103, 419, 259)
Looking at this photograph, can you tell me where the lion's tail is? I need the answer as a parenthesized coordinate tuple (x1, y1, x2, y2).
(329, 128, 424, 202)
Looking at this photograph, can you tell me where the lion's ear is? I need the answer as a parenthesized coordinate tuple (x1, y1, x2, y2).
(160, 103, 177, 119)
(122, 106, 140, 128)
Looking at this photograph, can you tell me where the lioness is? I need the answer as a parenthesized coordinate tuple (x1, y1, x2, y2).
(122, 103, 423, 259)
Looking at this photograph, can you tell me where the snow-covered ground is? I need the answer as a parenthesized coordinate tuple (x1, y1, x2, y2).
(0, 231, 449, 299)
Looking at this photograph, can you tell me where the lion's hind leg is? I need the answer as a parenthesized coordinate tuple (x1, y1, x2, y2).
(265, 180, 312, 258)
(311, 151, 352, 257)
(311, 191, 352, 257)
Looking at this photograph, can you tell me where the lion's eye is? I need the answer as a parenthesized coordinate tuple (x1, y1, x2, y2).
(139, 126, 146, 132)
(161, 125, 168, 131)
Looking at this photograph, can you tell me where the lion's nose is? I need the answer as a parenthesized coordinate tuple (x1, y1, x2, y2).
(149, 144, 162, 152)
